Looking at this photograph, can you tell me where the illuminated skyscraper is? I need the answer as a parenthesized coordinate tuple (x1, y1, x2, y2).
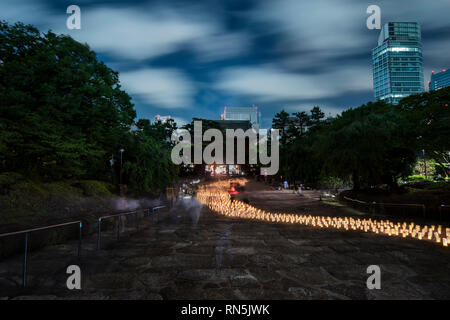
(372, 22, 424, 105)
(430, 69, 450, 90)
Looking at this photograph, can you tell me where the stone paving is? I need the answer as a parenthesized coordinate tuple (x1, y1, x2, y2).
(0, 182, 449, 300)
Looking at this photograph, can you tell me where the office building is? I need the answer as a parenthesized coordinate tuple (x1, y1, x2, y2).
(222, 106, 260, 130)
(154, 114, 172, 123)
(430, 69, 450, 90)
(372, 22, 424, 105)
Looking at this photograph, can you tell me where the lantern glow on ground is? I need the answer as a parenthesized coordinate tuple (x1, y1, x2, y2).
(197, 180, 449, 248)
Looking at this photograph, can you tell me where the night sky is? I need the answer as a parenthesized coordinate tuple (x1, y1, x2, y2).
(1, 0, 449, 128)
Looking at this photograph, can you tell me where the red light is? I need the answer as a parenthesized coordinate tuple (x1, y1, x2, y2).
(432, 70, 435, 73)
(443, 69, 447, 72)
(228, 186, 239, 195)
(445, 104, 449, 107)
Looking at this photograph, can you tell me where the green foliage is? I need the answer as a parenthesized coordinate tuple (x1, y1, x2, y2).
(0, 172, 24, 188)
(322, 102, 416, 189)
(407, 174, 431, 182)
(0, 21, 178, 194)
(308, 106, 326, 129)
(399, 88, 450, 178)
(123, 135, 177, 193)
(273, 88, 450, 191)
(319, 175, 352, 190)
(413, 159, 437, 178)
(0, 21, 135, 180)
(405, 180, 450, 192)
(272, 110, 290, 145)
(287, 111, 309, 138)
(0, 177, 110, 227)
(71, 180, 113, 197)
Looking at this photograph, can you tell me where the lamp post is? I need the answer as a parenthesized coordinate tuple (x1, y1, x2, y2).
(109, 154, 115, 184)
(423, 149, 427, 179)
(119, 148, 125, 185)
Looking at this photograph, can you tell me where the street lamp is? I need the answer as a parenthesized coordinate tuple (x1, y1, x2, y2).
(422, 149, 427, 179)
(119, 148, 125, 185)
(109, 154, 115, 184)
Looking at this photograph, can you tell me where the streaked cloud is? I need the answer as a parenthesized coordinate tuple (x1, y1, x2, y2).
(215, 65, 372, 101)
(64, 6, 216, 61)
(119, 68, 195, 109)
(0, 0, 449, 127)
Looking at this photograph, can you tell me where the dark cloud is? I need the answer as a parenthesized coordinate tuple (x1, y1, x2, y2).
(1, 0, 449, 127)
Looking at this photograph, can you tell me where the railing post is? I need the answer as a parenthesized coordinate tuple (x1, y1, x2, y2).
(78, 221, 82, 258)
(116, 216, 120, 240)
(97, 218, 102, 250)
(136, 212, 139, 230)
(23, 232, 28, 287)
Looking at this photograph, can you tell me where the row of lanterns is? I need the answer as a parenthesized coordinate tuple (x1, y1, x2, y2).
(197, 180, 449, 248)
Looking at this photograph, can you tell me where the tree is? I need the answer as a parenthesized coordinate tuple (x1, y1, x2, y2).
(272, 110, 291, 145)
(399, 87, 450, 177)
(123, 129, 177, 193)
(136, 118, 177, 147)
(0, 21, 178, 194)
(292, 111, 310, 136)
(0, 21, 135, 180)
(307, 106, 326, 130)
(321, 102, 416, 190)
(272, 101, 421, 190)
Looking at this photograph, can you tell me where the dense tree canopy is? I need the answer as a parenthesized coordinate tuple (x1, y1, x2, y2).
(399, 88, 450, 177)
(0, 22, 177, 193)
(273, 90, 450, 190)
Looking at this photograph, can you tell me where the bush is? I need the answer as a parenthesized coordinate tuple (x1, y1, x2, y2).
(407, 174, 432, 182)
(319, 175, 352, 190)
(71, 180, 113, 197)
(0, 172, 25, 194)
(405, 180, 450, 191)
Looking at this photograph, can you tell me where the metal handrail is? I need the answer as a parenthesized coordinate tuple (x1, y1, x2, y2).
(96, 205, 167, 250)
(0, 220, 82, 287)
(371, 202, 425, 208)
(343, 196, 428, 218)
(151, 205, 167, 223)
(0, 204, 168, 287)
(370, 202, 426, 217)
(97, 209, 143, 248)
(343, 196, 368, 204)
